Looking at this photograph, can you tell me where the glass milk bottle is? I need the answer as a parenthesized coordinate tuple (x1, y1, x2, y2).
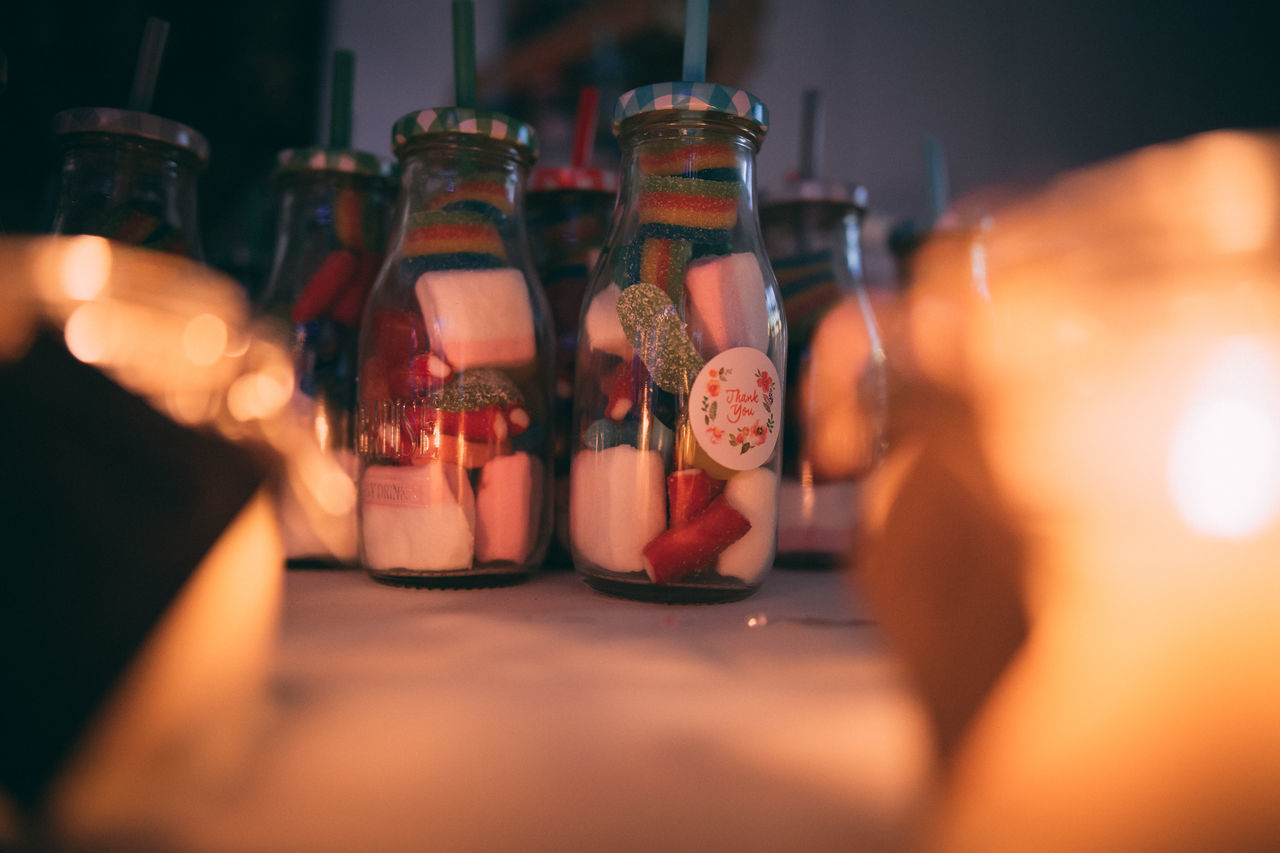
(50, 107, 208, 260)
(525, 166, 618, 564)
(762, 180, 887, 566)
(571, 83, 784, 603)
(259, 147, 395, 564)
(356, 108, 553, 586)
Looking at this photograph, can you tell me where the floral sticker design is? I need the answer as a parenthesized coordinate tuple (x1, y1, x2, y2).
(691, 347, 781, 470)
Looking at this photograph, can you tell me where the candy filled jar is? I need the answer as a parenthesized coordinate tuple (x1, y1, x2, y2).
(50, 108, 208, 260)
(526, 166, 618, 563)
(356, 108, 553, 585)
(761, 181, 887, 566)
(570, 83, 784, 603)
(259, 147, 395, 564)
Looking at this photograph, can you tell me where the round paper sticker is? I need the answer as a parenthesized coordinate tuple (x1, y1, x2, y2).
(691, 347, 780, 471)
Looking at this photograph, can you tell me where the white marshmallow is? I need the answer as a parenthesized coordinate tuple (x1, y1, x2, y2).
(475, 452, 544, 564)
(361, 462, 476, 571)
(570, 445, 666, 574)
(415, 267, 536, 368)
(684, 253, 770, 355)
(716, 466, 779, 583)
(582, 283, 634, 359)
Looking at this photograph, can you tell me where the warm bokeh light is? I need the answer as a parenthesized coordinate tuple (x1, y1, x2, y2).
(64, 301, 123, 365)
(182, 313, 228, 367)
(59, 236, 113, 301)
(1168, 338, 1280, 539)
(856, 130, 1280, 852)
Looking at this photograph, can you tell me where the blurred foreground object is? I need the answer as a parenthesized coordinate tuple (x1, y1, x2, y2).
(856, 130, 1280, 851)
(0, 237, 342, 849)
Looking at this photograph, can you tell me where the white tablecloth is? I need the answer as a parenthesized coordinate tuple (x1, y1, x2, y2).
(157, 568, 932, 852)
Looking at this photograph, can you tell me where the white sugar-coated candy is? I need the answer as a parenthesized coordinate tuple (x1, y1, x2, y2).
(570, 445, 666, 574)
(685, 253, 770, 355)
(582, 283, 634, 359)
(716, 466, 778, 583)
(475, 452, 543, 564)
(415, 267, 536, 368)
(776, 478, 856, 555)
(361, 462, 476, 571)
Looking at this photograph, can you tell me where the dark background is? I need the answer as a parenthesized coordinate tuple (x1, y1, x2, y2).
(3, 0, 1278, 294)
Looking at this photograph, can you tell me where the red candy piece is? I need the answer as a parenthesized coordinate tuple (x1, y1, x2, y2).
(330, 252, 383, 327)
(667, 468, 724, 527)
(415, 403, 531, 443)
(605, 359, 652, 422)
(369, 309, 429, 361)
(292, 250, 358, 324)
(642, 494, 751, 585)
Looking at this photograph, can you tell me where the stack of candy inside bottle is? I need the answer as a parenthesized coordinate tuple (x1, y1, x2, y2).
(291, 187, 386, 329)
(358, 169, 546, 575)
(573, 141, 779, 588)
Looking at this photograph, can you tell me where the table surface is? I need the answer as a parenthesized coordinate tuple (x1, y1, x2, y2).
(155, 567, 933, 853)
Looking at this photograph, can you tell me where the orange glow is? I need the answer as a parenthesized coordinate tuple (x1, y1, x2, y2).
(59, 236, 113, 301)
(182, 313, 228, 366)
(64, 301, 122, 364)
(1167, 338, 1280, 539)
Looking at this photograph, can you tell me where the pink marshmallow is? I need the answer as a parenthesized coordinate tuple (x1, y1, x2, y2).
(684, 252, 771, 355)
(414, 267, 537, 368)
(475, 452, 544, 564)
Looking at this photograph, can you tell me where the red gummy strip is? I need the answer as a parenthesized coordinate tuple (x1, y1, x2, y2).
(666, 468, 724, 527)
(292, 250, 359, 324)
(643, 494, 751, 585)
(330, 252, 383, 327)
(639, 143, 736, 176)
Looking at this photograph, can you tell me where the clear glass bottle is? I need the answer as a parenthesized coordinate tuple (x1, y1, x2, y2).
(259, 147, 395, 565)
(356, 108, 553, 586)
(570, 83, 784, 603)
(525, 166, 618, 565)
(50, 108, 208, 260)
(761, 181, 887, 566)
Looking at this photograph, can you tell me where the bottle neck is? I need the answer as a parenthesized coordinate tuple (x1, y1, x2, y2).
(394, 138, 529, 223)
(615, 116, 761, 213)
(51, 134, 205, 261)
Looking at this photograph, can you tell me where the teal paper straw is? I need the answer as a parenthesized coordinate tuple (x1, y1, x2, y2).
(682, 0, 709, 83)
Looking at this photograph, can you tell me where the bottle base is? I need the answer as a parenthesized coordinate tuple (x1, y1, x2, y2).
(580, 572, 759, 604)
(367, 566, 533, 589)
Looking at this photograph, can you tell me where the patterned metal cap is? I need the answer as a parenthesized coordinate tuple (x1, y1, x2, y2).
(275, 147, 395, 178)
(54, 107, 210, 163)
(613, 82, 769, 136)
(392, 107, 539, 161)
(528, 167, 618, 193)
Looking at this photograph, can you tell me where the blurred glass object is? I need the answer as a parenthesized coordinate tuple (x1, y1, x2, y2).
(0, 236, 337, 848)
(762, 182, 887, 566)
(855, 130, 1280, 851)
(50, 109, 209, 261)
